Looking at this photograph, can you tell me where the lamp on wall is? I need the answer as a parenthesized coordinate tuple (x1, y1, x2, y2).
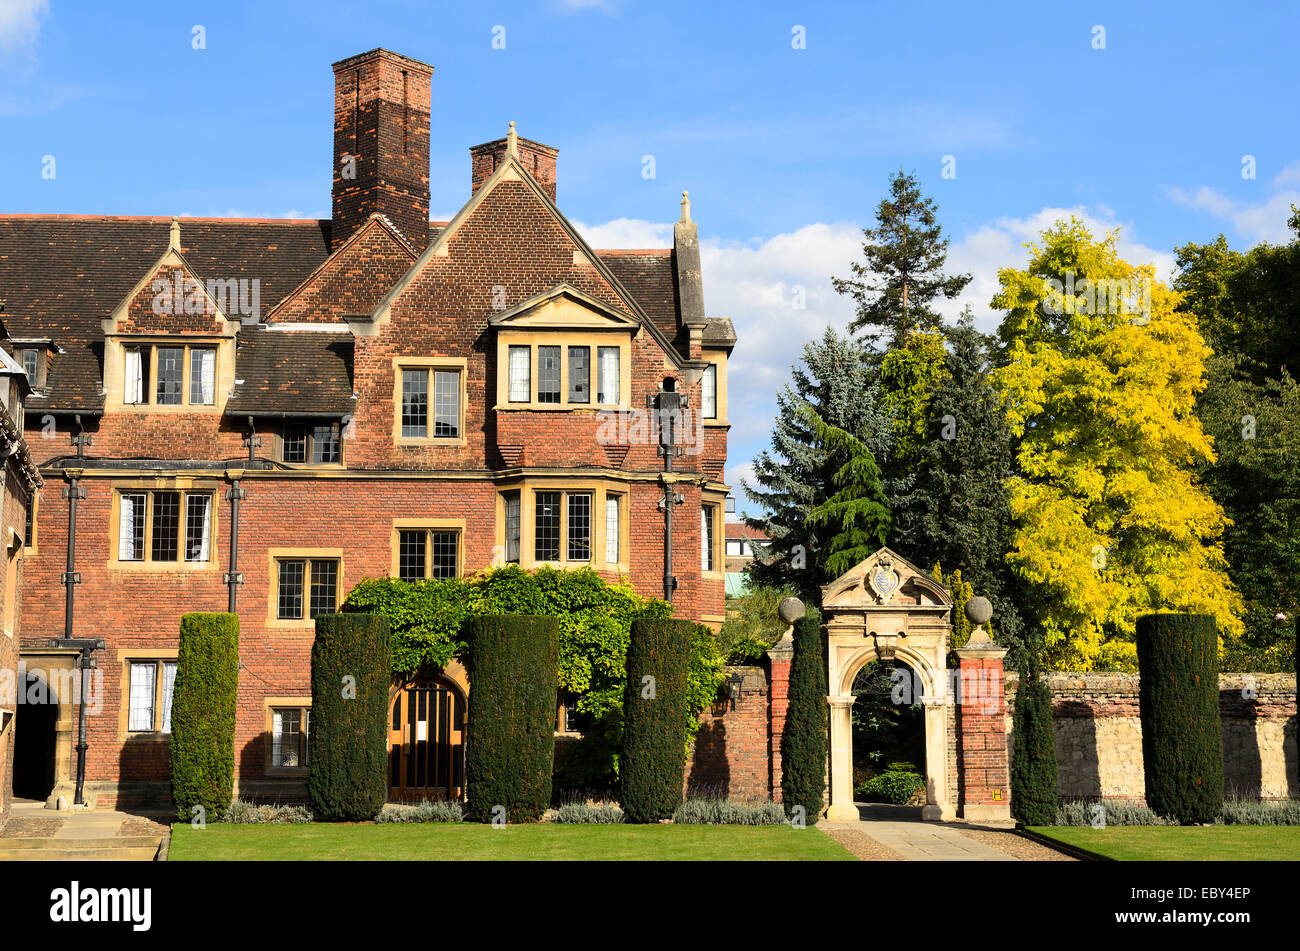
(726, 672, 744, 710)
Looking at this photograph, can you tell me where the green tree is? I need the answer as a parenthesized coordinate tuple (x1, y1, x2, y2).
(1195, 355, 1300, 671)
(464, 615, 559, 823)
(1136, 614, 1224, 824)
(833, 169, 971, 352)
(309, 613, 391, 821)
(716, 583, 799, 664)
(901, 311, 1024, 648)
(1011, 650, 1058, 826)
(742, 328, 893, 602)
(802, 405, 892, 582)
(169, 613, 239, 822)
(621, 618, 693, 822)
(781, 613, 828, 823)
(1175, 208, 1300, 378)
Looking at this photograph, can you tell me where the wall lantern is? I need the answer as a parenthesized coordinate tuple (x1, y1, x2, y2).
(726, 672, 745, 710)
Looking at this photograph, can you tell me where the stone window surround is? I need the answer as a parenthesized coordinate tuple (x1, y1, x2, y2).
(494, 477, 628, 571)
(106, 479, 221, 572)
(388, 517, 467, 580)
(265, 547, 345, 629)
(391, 356, 468, 447)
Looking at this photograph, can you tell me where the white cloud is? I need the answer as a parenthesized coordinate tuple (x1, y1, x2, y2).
(0, 0, 48, 50)
(1165, 171, 1300, 246)
(572, 217, 671, 249)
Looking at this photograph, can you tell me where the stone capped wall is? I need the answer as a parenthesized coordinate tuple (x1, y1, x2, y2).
(1006, 672, 1298, 801)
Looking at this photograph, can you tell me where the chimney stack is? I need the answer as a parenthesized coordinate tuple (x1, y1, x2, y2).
(469, 128, 558, 203)
(331, 49, 433, 252)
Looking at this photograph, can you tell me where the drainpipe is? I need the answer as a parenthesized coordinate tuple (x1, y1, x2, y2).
(224, 418, 257, 614)
(225, 476, 244, 613)
(61, 415, 96, 806)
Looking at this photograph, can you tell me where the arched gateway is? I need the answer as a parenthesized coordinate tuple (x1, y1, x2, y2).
(820, 547, 1012, 825)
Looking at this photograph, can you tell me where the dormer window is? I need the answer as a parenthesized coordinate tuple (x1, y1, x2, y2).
(123, 343, 217, 407)
(20, 349, 38, 381)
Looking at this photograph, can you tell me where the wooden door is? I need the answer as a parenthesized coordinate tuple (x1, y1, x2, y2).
(388, 680, 465, 802)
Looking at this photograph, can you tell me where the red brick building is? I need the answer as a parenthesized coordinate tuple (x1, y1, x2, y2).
(1, 48, 735, 808)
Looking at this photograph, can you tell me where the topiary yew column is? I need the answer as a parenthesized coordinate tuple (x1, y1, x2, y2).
(464, 615, 559, 823)
(621, 617, 693, 822)
(170, 613, 239, 822)
(309, 613, 392, 821)
(780, 610, 827, 823)
(1011, 651, 1058, 825)
(1136, 613, 1223, 824)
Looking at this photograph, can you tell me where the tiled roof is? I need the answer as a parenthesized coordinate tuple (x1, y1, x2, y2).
(225, 328, 355, 417)
(598, 250, 683, 349)
(0, 216, 687, 414)
(0, 216, 331, 412)
(726, 521, 769, 540)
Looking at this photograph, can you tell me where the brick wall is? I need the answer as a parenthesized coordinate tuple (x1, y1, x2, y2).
(685, 665, 769, 801)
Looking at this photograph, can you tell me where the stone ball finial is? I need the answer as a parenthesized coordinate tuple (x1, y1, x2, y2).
(965, 596, 992, 626)
(777, 596, 806, 625)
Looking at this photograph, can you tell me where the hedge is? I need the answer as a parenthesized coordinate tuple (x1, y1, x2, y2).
(1136, 613, 1224, 824)
(170, 613, 239, 822)
(1011, 651, 1058, 825)
(308, 613, 392, 821)
(620, 617, 693, 822)
(464, 614, 559, 822)
(781, 613, 826, 823)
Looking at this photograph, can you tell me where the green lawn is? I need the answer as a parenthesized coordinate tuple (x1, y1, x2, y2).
(168, 823, 856, 861)
(1031, 825, 1300, 861)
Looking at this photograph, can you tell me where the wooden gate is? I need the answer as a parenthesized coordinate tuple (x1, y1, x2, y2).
(388, 679, 465, 802)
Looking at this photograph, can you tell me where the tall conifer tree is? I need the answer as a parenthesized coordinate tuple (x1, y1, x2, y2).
(833, 169, 971, 352)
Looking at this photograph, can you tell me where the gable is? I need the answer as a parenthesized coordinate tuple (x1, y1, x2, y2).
(368, 146, 688, 366)
(104, 251, 239, 338)
(266, 214, 417, 325)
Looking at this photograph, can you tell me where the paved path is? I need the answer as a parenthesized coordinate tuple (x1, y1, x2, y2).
(0, 800, 165, 860)
(823, 818, 1016, 860)
(818, 803, 1064, 862)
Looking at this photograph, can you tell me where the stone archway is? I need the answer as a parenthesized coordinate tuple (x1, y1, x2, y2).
(822, 548, 955, 822)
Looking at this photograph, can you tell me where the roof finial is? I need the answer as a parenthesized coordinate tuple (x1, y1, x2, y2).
(506, 120, 518, 157)
(679, 190, 691, 222)
(169, 216, 181, 251)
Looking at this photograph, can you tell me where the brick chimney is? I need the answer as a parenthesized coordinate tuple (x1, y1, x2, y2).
(331, 49, 433, 253)
(469, 126, 558, 203)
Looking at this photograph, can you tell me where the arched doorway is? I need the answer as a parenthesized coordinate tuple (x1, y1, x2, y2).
(387, 675, 465, 802)
(12, 673, 59, 802)
(822, 548, 955, 822)
(851, 659, 926, 807)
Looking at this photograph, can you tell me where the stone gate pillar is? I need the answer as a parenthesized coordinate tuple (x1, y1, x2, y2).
(766, 638, 793, 802)
(952, 598, 1013, 826)
(766, 596, 807, 802)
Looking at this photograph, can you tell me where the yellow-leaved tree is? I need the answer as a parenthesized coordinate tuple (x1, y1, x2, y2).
(991, 218, 1242, 670)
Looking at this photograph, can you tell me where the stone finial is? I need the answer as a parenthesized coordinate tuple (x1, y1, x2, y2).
(680, 190, 691, 222)
(169, 216, 181, 251)
(772, 596, 805, 653)
(964, 596, 994, 646)
(506, 120, 518, 156)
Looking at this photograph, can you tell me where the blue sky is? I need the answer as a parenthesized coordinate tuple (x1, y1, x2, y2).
(4, 0, 1298, 512)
